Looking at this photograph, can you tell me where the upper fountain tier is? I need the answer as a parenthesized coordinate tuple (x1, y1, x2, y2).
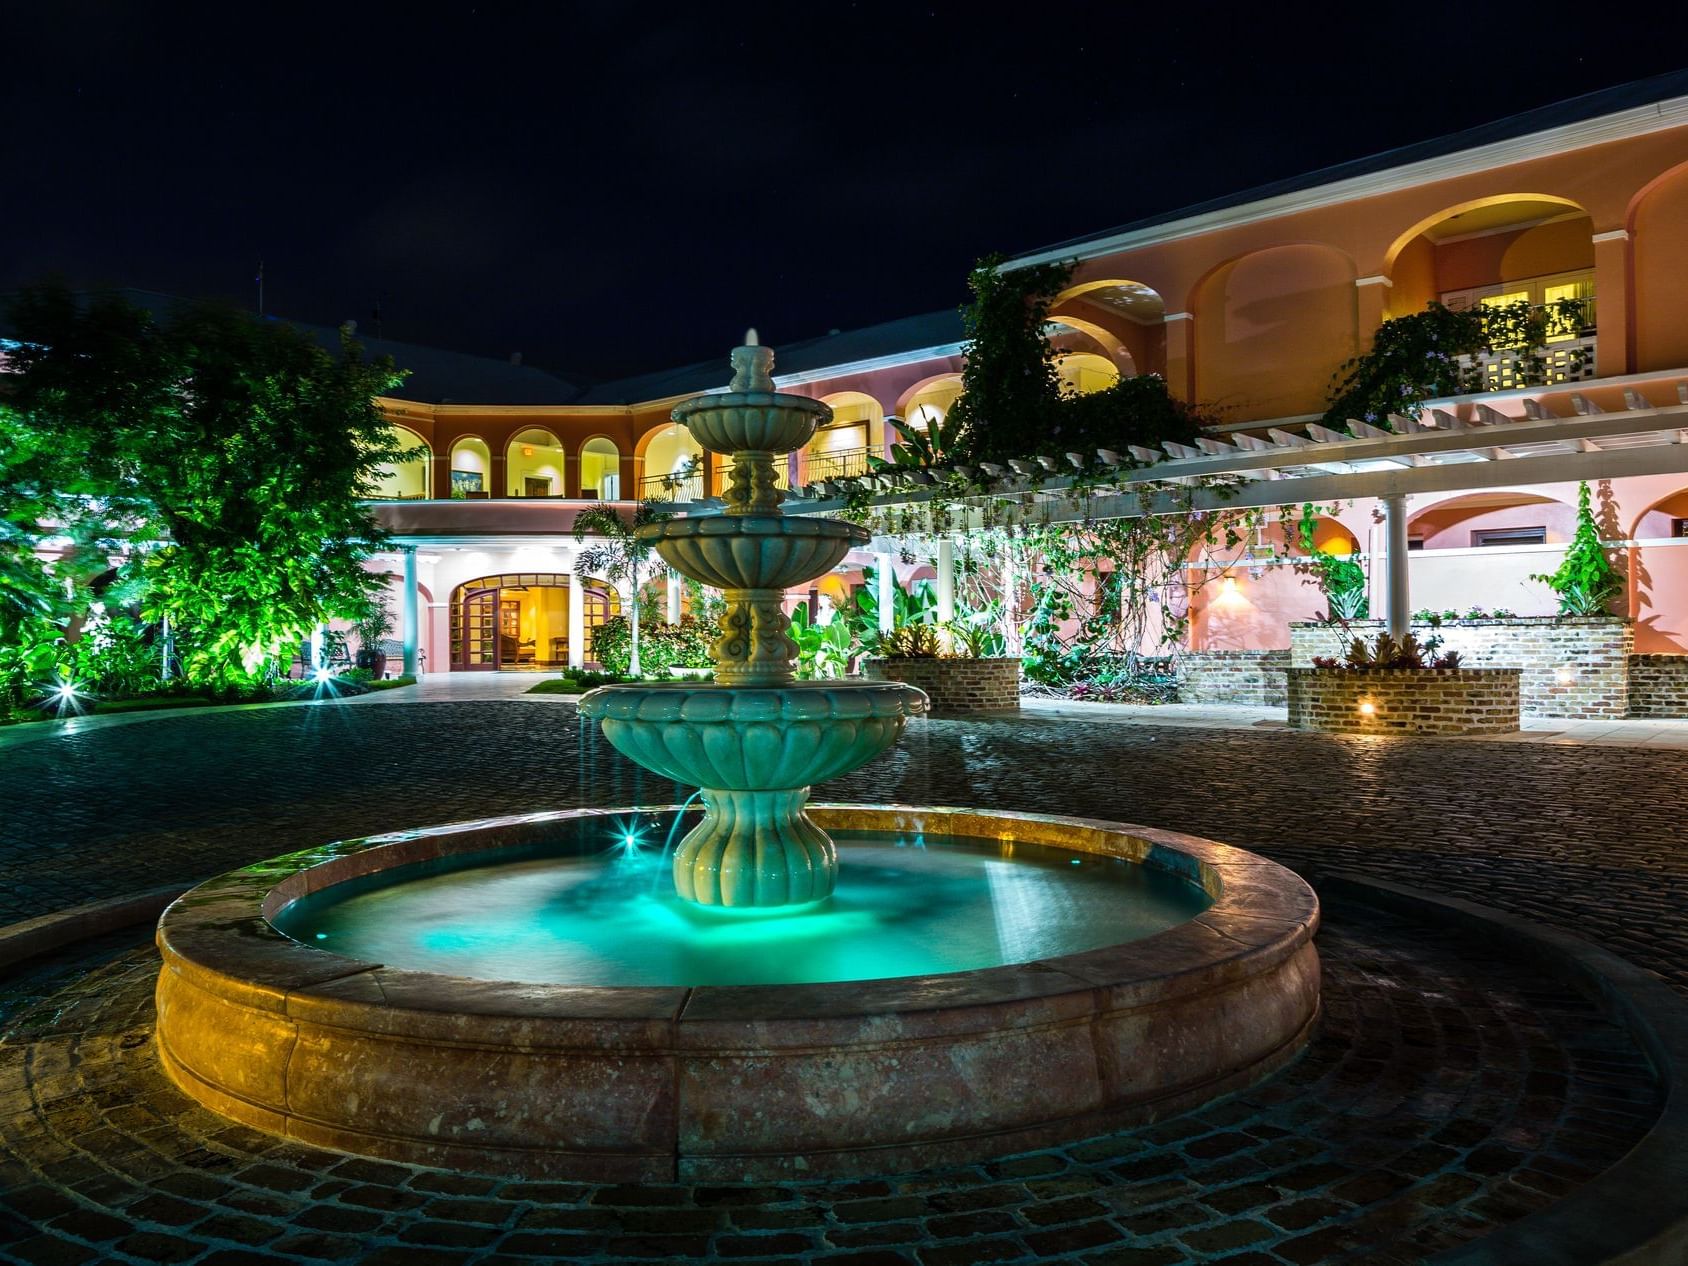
(638, 331, 867, 685)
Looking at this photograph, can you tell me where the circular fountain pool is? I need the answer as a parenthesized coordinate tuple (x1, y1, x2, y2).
(155, 805, 1319, 1181)
(271, 823, 1211, 987)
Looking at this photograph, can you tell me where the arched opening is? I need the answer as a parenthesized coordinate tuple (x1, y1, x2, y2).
(1407, 491, 1573, 550)
(447, 572, 620, 671)
(1056, 351, 1121, 397)
(368, 425, 431, 499)
(1192, 244, 1358, 419)
(801, 391, 881, 485)
(505, 428, 566, 498)
(1386, 195, 1596, 388)
(1630, 163, 1688, 373)
(448, 437, 492, 498)
(579, 437, 622, 500)
(899, 376, 964, 435)
(1050, 279, 1164, 378)
(1633, 488, 1688, 541)
(638, 423, 704, 502)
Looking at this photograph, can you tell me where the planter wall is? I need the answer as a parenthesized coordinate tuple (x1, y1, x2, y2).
(1287, 667, 1521, 735)
(1290, 618, 1631, 720)
(1628, 654, 1688, 717)
(862, 657, 1019, 715)
(1178, 651, 1290, 706)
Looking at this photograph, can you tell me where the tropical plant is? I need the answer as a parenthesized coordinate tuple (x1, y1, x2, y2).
(851, 565, 938, 654)
(573, 502, 669, 676)
(869, 411, 965, 471)
(879, 623, 945, 659)
(1313, 632, 1461, 671)
(1292, 504, 1369, 620)
(789, 603, 853, 679)
(1532, 481, 1623, 616)
(353, 596, 394, 668)
(947, 603, 1006, 659)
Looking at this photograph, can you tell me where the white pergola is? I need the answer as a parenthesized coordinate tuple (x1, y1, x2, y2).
(743, 382, 1688, 638)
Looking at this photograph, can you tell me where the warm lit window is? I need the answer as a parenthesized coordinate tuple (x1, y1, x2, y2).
(1673, 518, 1688, 539)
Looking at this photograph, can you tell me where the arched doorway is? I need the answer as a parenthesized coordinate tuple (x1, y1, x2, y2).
(579, 438, 622, 500)
(448, 573, 620, 670)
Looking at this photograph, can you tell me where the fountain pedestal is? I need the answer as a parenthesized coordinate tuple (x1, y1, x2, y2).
(580, 336, 927, 907)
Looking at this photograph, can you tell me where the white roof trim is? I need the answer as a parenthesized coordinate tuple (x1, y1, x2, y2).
(768, 342, 967, 389)
(1004, 95, 1688, 269)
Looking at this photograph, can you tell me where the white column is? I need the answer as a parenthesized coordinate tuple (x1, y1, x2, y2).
(310, 626, 324, 674)
(936, 537, 955, 624)
(160, 612, 173, 682)
(402, 549, 420, 677)
(568, 572, 585, 669)
(875, 551, 895, 635)
(1382, 492, 1411, 639)
(1001, 538, 1018, 654)
(666, 571, 682, 624)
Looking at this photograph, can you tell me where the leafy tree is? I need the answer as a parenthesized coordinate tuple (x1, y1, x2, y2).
(1532, 481, 1623, 616)
(573, 502, 669, 676)
(3, 285, 407, 688)
(945, 255, 1202, 465)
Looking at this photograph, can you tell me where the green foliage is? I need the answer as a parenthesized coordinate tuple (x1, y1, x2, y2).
(870, 411, 964, 471)
(851, 565, 937, 654)
(945, 255, 1070, 464)
(527, 676, 584, 694)
(879, 623, 944, 659)
(789, 603, 853, 679)
(573, 502, 669, 676)
(1292, 503, 1369, 620)
(947, 605, 1006, 659)
(1413, 607, 1516, 623)
(943, 256, 1204, 465)
(353, 596, 394, 663)
(1314, 632, 1460, 671)
(2, 284, 407, 689)
(1324, 298, 1591, 429)
(1531, 481, 1623, 616)
(590, 614, 711, 678)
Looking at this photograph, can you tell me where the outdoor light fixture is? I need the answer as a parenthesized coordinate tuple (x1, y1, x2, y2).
(313, 666, 333, 683)
(1556, 668, 1575, 684)
(1220, 576, 1240, 596)
(1358, 700, 1377, 715)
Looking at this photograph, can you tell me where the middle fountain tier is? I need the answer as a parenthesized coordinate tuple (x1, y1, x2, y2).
(579, 334, 929, 908)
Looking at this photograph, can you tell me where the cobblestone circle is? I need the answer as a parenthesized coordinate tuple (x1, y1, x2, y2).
(0, 901, 1659, 1266)
(4, 702, 1688, 998)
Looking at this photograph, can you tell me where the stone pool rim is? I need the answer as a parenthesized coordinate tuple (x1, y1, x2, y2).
(154, 804, 1320, 1181)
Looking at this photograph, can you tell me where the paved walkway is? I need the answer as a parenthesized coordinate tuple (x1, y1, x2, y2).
(4, 695, 1688, 997)
(0, 902, 1658, 1265)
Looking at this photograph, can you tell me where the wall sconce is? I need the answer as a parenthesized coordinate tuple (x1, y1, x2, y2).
(1220, 576, 1240, 597)
(522, 446, 535, 457)
(1555, 668, 1574, 685)
(1358, 700, 1377, 716)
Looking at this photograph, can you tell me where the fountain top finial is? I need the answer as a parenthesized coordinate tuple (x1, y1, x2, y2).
(729, 330, 776, 393)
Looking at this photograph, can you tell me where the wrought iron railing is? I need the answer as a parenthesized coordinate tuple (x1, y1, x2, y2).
(640, 472, 705, 503)
(798, 447, 873, 486)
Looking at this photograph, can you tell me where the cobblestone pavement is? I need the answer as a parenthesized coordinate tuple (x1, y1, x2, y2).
(5, 701, 1688, 997)
(0, 901, 1659, 1266)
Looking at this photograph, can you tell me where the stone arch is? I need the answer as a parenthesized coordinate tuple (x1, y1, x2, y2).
(637, 422, 704, 501)
(504, 427, 566, 498)
(577, 436, 623, 500)
(800, 391, 882, 484)
(897, 374, 965, 434)
(369, 424, 431, 499)
(1055, 350, 1120, 397)
(1190, 243, 1358, 419)
(1628, 161, 1688, 373)
(1050, 279, 1163, 377)
(1406, 490, 1574, 550)
(446, 435, 492, 497)
(1630, 484, 1688, 540)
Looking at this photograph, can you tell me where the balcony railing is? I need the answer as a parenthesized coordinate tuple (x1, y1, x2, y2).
(640, 471, 704, 503)
(1457, 333, 1597, 392)
(798, 447, 873, 486)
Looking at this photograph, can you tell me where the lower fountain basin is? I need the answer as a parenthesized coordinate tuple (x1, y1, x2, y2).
(154, 806, 1320, 1181)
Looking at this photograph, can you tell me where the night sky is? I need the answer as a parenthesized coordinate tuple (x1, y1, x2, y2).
(5, 2, 1684, 383)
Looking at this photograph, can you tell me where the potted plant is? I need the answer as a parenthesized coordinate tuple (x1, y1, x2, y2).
(353, 598, 394, 678)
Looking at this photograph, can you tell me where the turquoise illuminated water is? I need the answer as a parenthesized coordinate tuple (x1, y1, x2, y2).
(272, 821, 1210, 987)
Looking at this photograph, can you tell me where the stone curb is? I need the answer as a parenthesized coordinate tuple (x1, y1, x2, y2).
(1317, 871, 1688, 1266)
(0, 884, 188, 971)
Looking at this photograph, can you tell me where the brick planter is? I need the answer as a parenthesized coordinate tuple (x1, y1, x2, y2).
(1628, 654, 1688, 717)
(1178, 650, 1290, 706)
(862, 657, 1020, 714)
(1291, 618, 1630, 720)
(1287, 667, 1521, 735)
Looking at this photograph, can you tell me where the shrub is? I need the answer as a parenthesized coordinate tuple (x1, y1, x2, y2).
(591, 614, 712, 678)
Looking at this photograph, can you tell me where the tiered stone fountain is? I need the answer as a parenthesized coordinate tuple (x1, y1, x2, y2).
(579, 333, 929, 907)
